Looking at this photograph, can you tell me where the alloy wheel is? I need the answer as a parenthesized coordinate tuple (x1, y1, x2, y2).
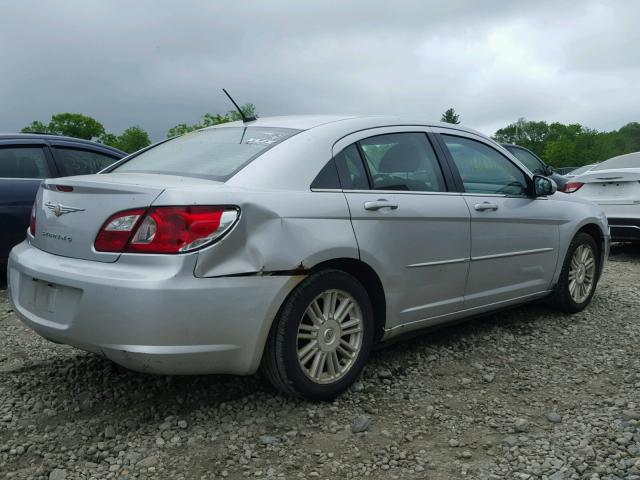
(568, 244, 596, 303)
(296, 289, 363, 384)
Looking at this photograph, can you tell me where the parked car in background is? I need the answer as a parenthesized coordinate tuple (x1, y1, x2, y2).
(562, 151, 640, 242)
(501, 144, 568, 189)
(565, 164, 597, 179)
(1, 134, 125, 270)
(8, 116, 609, 400)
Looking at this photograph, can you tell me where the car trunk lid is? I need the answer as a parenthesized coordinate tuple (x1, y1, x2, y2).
(32, 173, 219, 262)
(575, 168, 640, 205)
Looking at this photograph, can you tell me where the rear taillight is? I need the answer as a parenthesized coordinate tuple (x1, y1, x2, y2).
(94, 208, 146, 252)
(562, 182, 584, 193)
(94, 206, 238, 254)
(29, 204, 36, 236)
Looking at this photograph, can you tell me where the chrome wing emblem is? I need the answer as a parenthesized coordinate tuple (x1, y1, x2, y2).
(45, 202, 85, 217)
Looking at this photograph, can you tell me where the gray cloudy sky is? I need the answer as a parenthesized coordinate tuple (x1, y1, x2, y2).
(1, 0, 639, 140)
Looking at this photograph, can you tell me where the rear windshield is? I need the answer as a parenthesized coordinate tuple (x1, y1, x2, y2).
(568, 164, 595, 176)
(111, 126, 300, 180)
(592, 152, 640, 171)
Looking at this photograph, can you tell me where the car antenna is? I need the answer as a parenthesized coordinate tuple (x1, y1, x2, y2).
(222, 88, 257, 123)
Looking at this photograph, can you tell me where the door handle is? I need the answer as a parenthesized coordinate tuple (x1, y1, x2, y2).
(364, 199, 398, 211)
(474, 202, 499, 211)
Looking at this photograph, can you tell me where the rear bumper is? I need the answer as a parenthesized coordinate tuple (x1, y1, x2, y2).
(592, 202, 640, 241)
(8, 241, 301, 375)
(608, 218, 640, 241)
(593, 203, 639, 240)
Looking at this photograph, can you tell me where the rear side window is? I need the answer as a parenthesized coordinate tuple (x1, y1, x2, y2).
(0, 146, 49, 179)
(113, 127, 300, 181)
(359, 133, 446, 192)
(54, 148, 118, 176)
(311, 160, 341, 189)
(442, 135, 528, 196)
(334, 144, 369, 190)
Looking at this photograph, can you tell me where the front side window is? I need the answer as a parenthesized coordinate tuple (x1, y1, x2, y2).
(505, 146, 546, 175)
(0, 147, 49, 179)
(113, 127, 300, 181)
(442, 135, 529, 196)
(358, 133, 446, 192)
(54, 148, 118, 176)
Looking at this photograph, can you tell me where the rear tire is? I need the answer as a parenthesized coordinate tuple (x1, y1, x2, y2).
(549, 232, 599, 313)
(261, 269, 374, 400)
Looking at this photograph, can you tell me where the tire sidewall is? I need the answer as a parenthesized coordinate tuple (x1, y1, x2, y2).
(279, 270, 374, 400)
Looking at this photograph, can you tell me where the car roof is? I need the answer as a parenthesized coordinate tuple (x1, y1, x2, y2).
(0, 133, 126, 156)
(206, 114, 489, 139)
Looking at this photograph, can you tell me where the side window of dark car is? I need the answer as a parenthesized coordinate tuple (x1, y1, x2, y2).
(333, 144, 370, 190)
(0, 147, 50, 179)
(442, 135, 529, 196)
(53, 148, 119, 176)
(359, 133, 446, 192)
(507, 147, 546, 175)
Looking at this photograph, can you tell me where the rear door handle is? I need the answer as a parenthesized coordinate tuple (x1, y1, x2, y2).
(364, 199, 398, 211)
(474, 202, 499, 211)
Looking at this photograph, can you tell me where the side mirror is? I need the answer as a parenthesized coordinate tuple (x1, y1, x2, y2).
(533, 175, 557, 196)
(545, 165, 555, 176)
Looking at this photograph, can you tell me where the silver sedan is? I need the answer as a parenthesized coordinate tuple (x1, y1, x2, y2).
(8, 115, 610, 400)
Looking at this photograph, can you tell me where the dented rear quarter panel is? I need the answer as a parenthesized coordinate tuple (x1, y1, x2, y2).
(152, 186, 359, 278)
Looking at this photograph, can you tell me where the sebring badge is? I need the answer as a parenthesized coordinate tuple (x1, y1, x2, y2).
(45, 202, 85, 217)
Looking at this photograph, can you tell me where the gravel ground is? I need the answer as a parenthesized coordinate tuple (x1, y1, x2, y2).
(1, 246, 639, 480)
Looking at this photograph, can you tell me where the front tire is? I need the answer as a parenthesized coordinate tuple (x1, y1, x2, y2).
(549, 232, 599, 313)
(261, 269, 374, 400)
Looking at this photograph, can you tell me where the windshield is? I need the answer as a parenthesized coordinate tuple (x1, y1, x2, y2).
(112, 126, 300, 180)
(505, 146, 546, 175)
(591, 152, 640, 171)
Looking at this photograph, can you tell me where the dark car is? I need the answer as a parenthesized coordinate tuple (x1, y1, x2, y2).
(501, 144, 567, 189)
(1, 134, 125, 270)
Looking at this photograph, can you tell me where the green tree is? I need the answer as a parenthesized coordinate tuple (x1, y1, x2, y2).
(542, 124, 603, 167)
(22, 113, 151, 154)
(167, 104, 257, 137)
(543, 138, 578, 168)
(100, 126, 150, 153)
(493, 118, 551, 157)
(494, 118, 640, 168)
(22, 113, 105, 140)
(440, 108, 461, 124)
(21, 120, 51, 134)
(98, 132, 119, 146)
(616, 122, 640, 153)
(226, 103, 256, 122)
(48, 113, 105, 140)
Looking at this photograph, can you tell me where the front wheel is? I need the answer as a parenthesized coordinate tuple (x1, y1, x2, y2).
(261, 270, 374, 400)
(549, 232, 600, 313)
